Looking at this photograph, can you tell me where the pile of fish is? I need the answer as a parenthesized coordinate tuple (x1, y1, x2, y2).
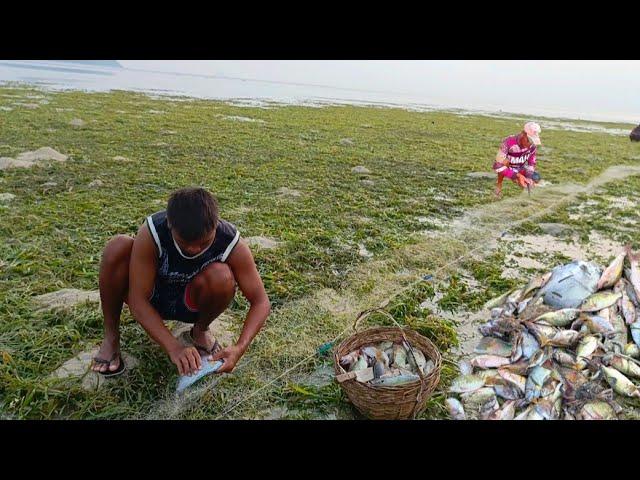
(339, 340, 435, 386)
(447, 246, 640, 420)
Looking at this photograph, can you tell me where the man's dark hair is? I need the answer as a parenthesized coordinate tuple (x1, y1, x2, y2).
(167, 187, 219, 241)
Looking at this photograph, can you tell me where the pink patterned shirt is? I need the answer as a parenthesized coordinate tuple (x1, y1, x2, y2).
(493, 135, 537, 179)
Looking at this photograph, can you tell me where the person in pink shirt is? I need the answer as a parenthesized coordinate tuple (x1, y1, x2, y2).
(493, 122, 542, 197)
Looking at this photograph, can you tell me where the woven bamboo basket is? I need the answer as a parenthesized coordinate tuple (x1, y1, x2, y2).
(333, 309, 442, 420)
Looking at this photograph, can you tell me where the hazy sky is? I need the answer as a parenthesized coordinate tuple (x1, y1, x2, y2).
(119, 61, 640, 119)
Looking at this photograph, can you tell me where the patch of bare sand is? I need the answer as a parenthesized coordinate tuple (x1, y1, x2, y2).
(33, 289, 100, 313)
(171, 312, 237, 348)
(246, 236, 280, 250)
(276, 187, 302, 197)
(50, 348, 139, 391)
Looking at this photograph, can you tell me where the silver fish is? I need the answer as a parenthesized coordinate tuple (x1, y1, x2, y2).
(625, 276, 640, 307)
(373, 360, 387, 379)
(350, 355, 368, 372)
(471, 355, 512, 369)
(363, 346, 389, 366)
(526, 407, 545, 420)
(581, 291, 622, 313)
(552, 349, 577, 369)
(631, 322, 640, 348)
(521, 330, 540, 359)
(510, 333, 524, 362)
(462, 387, 498, 418)
(474, 337, 513, 357)
(597, 307, 611, 322)
(423, 359, 435, 376)
(540, 379, 560, 398)
(484, 289, 517, 310)
(458, 359, 473, 375)
(575, 335, 600, 369)
(625, 246, 640, 301)
(579, 401, 617, 420)
(391, 343, 409, 369)
(514, 405, 534, 420)
(476, 369, 505, 386)
(620, 287, 637, 325)
(525, 366, 552, 403)
(370, 373, 420, 386)
(487, 400, 517, 420)
(507, 289, 524, 305)
(497, 370, 527, 393)
(339, 350, 360, 369)
(445, 398, 465, 420)
(597, 252, 626, 290)
(624, 343, 640, 358)
(494, 383, 523, 400)
(610, 313, 628, 346)
(581, 314, 615, 334)
(534, 398, 558, 420)
(450, 374, 485, 393)
(605, 353, 640, 379)
(499, 359, 530, 376)
(517, 299, 532, 316)
(542, 329, 582, 348)
(406, 348, 427, 372)
(528, 347, 552, 369)
(525, 321, 558, 344)
(176, 358, 224, 394)
(601, 366, 640, 398)
(533, 308, 580, 327)
(519, 272, 552, 303)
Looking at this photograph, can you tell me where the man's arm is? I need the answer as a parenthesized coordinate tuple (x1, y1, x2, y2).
(128, 223, 202, 375)
(493, 142, 516, 179)
(525, 149, 537, 174)
(211, 239, 270, 373)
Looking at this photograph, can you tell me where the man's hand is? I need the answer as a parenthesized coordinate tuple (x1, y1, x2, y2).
(515, 173, 533, 189)
(210, 345, 244, 373)
(169, 345, 203, 376)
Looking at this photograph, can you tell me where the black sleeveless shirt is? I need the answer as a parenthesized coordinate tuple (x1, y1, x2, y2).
(146, 210, 240, 287)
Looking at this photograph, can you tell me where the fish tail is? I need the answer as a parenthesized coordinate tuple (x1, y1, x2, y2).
(625, 244, 638, 262)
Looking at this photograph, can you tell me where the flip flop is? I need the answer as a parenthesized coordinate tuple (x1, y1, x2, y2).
(189, 327, 222, 356)
(92, 352, 126, 378)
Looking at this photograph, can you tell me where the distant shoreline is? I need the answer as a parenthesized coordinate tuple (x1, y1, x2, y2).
(0, 69, 636, 128)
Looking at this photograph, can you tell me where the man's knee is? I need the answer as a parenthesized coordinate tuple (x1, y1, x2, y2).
(102, 235, 134, 268)
(193, 262, 236, 296)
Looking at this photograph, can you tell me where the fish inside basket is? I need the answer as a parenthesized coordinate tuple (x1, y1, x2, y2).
(334, 325, 442, 420)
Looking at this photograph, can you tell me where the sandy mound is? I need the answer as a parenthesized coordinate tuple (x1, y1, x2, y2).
(50, 348, 138, 391)
(33, 289, 100, 312)
(245, 236, 280, 250)
(0, 147, 68, 170)
(0, 193, 16, 202)
(351, 165, 371, 174)
(17, 147, 68, 163)
(467, 172, 495, 179)
(276, 187, 302, 197)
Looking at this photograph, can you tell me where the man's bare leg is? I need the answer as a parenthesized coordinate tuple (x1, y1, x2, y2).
(495, 174, 505, 197)
(188, 262, 237, 353)
(91, 235, 134, 373)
